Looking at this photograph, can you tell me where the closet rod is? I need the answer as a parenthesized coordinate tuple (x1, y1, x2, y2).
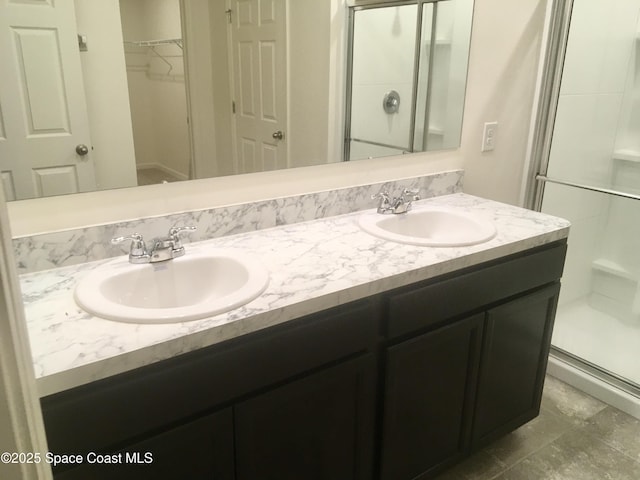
(125, 38, 183, 49)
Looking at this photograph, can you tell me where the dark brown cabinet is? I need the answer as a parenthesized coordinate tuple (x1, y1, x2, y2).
(380, 314, 484, 480)
(235, 355, 375, 480)
(41, 241, 566, 480)
(379, 289, 562, 480)
(42, 300, 378, 480)
(377, 241, 565, 480)
(55, 408, 234, 480)
(472, 283, 560, 448)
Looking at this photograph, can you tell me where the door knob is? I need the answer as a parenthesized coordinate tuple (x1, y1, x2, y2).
(76, 144, 89, 156)
(272, 130, 284, 140)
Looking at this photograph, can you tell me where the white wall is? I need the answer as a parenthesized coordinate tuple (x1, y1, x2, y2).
(182, 0, 234, 179)
(75, 0, 137, 191)
(289, 0, 332, 167)
(617, 12, 640, 154)
(461, 0, 549, 205)
(208, 2, 234, 176)
(436, 0, 474, 150)
(0, 188, 52, 480)
(120, 0, 190, 180)
(9, 0, 550, 236)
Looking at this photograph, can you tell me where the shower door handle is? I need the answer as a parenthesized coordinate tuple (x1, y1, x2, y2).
(272, 130, 284, 140)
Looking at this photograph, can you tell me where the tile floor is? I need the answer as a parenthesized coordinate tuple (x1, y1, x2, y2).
(136, 167, 181, 186)
(436, 375, 640, 479)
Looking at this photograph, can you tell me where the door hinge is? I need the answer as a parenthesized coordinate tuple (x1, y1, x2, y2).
(232, 100, 236, 114)
(225, 9, 232, 24)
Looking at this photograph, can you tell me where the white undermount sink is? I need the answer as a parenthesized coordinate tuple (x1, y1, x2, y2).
(359, 206, 497, 247)
(74, 249, 269, 324)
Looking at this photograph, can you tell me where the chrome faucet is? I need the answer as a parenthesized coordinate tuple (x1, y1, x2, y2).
(372, 188, 420, 214)
(112, 226, 196, 264)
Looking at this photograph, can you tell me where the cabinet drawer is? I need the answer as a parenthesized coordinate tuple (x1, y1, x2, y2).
(386, 241, 566, 338)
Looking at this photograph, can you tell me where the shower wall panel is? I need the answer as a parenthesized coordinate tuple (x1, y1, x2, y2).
(350, 5, 418, 155)
(542, 0, 640, 391)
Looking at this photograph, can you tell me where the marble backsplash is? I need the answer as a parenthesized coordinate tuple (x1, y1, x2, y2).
(13, 170, 463, 274)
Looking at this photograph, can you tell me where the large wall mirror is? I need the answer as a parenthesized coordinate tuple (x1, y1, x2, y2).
(0, 0, 474, 201)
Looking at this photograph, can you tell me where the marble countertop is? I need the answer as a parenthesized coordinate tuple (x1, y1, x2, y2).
(20, 193, 570, 397)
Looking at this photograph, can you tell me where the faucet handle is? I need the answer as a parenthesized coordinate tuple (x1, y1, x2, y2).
(402, 188, 420, 201)
(371, 191, 391, 206)
(111, 233, 147, 257)
(371, 191, 390, 200)
(168, 225, 196, 248)
(372, 191, 394, 213)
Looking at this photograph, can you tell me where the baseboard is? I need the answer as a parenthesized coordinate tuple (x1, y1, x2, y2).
(136, 163, 188, 182)
(547, 355, 640, 420)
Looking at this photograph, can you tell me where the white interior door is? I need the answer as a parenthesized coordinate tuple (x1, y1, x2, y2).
(0, 0, 96, 200)
(229, 0, 287, 174)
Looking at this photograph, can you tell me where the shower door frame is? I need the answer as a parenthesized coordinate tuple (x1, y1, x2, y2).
(343, 0, 441, 162)
(525, 0, 640, 399)
(522, 0, 573, 210)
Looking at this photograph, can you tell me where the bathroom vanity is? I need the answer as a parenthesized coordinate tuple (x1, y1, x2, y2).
(21, 193, 569, 479)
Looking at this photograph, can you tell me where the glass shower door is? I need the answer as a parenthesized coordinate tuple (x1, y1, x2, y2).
(343, 0, 474, 162)
(346, 4, 420, 161)
(539, 0, 640, 393)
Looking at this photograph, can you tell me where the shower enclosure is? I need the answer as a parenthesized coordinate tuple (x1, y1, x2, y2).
(529, 0, 640, 416)
(343, 0, 473, 161)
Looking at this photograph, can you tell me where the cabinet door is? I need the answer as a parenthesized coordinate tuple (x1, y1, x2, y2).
(380, 314, 484, 480)
(54, 408, 234, 480)
(472, 283, 560, 448)
(235, 354, 375, 480)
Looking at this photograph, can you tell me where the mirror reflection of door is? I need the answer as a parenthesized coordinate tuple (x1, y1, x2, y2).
(0, 1, 472, 200)
(121, 0, 288, 181)
(0, 0, 98, 200)
(228, 0, 288, 174)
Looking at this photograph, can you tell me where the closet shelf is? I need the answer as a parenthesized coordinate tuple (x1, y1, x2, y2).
(123, 38, 183, 75)
(124, 38, 183, 49)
